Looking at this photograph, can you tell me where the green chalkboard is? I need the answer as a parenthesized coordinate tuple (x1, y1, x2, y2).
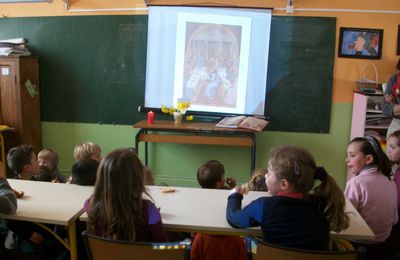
(266, 16, 336, 132)
(0, 15, 335, 132)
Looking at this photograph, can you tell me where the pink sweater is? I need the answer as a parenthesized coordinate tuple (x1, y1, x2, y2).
(345, 167, 398, 243)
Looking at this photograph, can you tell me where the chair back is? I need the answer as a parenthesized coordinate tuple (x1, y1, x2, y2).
(248, 237, 359, 260)
(82, 231, 190, 260)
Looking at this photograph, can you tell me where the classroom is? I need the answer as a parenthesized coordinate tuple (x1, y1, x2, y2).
(0, 0, 399, 259)
(0, 0, 398, 189)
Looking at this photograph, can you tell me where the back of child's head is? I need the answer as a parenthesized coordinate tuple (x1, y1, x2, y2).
(349, 136, 392, 179)
(71, 159, 99, 186)
(73, 142, 101, 161)
(38, 165, 53, 182)
(197, 160, 224, 189)
(143, 166, 155, 185)
(268, 145, 349, 232)
(88, 148, 146, 240)
(38, 148, 59, 170)
(247, 168, 268, 192)
(7, 144, 35, 176)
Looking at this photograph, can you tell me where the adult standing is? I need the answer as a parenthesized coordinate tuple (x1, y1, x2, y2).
(382, 58, 400, 139)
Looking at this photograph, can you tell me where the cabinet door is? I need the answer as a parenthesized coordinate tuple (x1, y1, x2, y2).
(0, 60, 20, 129)
(350, 93, 367, 140)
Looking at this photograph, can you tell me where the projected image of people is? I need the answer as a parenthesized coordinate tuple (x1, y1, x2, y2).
(182, 24, 240, 108)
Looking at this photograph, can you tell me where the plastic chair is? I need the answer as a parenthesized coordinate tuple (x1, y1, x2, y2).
(82, 231, 190, 260)
(247, 237, 360, 260)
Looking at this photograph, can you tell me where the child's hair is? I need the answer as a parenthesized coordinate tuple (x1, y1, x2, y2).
(268, 145, 349, 232)
(143, 166, 155, 185)
(7, 144, 35, 175)
(245, 168, 268, 192)
(38, 148, 59, 169)
(73, 142, 101, 161)
(71, 159, 99, 186)
(87, 148, 149, 241)
(350, 136, 392, 179)
(389, 130, 400, 145)
(197, 160, 224, 189)
(38, 165, 53, 182)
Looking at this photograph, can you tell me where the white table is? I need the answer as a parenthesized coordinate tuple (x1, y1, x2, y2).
(80, 185, 374, 240)
(1, 179, 93, 260)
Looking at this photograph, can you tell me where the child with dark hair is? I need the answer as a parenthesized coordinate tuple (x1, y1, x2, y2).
(346, 136, 398, 259)
(241, 168, 268, 193)
(197, 160, 236, 189)
(71, 159, 99, 186)
(227, 145, 349, 251)
(191, 160, 246, 260)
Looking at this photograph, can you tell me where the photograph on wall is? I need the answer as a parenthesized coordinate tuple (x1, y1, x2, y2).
(338, 27, 383, 59)
(173, 12, 251, 114)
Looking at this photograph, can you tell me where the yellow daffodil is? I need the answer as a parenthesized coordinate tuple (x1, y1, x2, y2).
(186, 115, 194, 121)
(161, 101, 192, 119)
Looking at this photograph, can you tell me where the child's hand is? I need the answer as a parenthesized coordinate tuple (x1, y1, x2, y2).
(12, 189, 24, 198)
(226, 177, 236, 188)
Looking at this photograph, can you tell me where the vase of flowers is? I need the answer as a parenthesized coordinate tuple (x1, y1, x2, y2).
(161, 101, 192, 124)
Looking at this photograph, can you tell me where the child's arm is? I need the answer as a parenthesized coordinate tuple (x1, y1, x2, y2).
(0, 169, 17, 214)
(226, 192, 262, 228)
(148, 202, 169, 242)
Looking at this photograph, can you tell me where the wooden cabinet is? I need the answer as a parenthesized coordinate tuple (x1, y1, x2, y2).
(0, 57, 42, 154)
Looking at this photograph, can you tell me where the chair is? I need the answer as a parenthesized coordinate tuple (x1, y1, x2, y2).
(82, 231, 190, 260)
(247, 237, 360, 260)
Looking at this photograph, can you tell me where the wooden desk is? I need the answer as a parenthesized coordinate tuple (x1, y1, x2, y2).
(2, 180, 93, 260)
(133, 120, 257, 171)
(81, 186, 374, 240)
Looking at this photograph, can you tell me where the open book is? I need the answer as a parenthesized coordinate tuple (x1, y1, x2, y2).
(216, 116, 269, 132)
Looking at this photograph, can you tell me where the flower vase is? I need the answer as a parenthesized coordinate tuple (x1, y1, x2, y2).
(173, 112, 183, 124)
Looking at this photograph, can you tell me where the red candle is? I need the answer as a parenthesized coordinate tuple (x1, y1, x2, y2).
(147, 111, 154, 124)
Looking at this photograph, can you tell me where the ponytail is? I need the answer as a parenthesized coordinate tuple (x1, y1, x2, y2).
(312, 167, 349, 232)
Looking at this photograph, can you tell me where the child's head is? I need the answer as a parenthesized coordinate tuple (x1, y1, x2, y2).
(347, 136, 391, 179)
(197, 160, 225, 189)
(7, 144, 39, 179)
(143, 166, 155, 185)
(88, 148, 146, 240)
(73, 142, 101, 162)
(267, 145, 349, 232)
(387, 130, 400, 164)
(39, 165, 53, 182)
(247, 168, 268, 192)
(38, 148, 59, 170)
(71, 159, 99, 186)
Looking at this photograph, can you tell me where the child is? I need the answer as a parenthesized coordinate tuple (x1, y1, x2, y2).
(387, 130, 400, 216)
(38, 148, 67, 183)
(0, 161, 17, 214)
(346, 136, 398, 259)
(241, 168, 268, 193)
(7, 144, 51, 181)
(226, 145, 349, 251)
(73, 142, 101, 162)
(191, 160, 246, 260)
(71, 159, 99, 186)
(85, 148, 168, 242)
(197, 160, 236, 189)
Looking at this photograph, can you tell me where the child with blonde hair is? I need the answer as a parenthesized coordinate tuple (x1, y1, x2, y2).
(240, 168, 268, 193)
(73, 142, 101, 162)
(345, 136, 398, 259)
(38, 148, 67, 183)
(227, 145, 349, 251)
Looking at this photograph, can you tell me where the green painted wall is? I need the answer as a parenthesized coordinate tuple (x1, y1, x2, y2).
(41, 102, 352, 189)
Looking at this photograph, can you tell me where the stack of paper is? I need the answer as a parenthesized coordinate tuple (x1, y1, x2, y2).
(0, 38, 31, 57)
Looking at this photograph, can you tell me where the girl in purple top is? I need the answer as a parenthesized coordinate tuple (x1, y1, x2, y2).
(345, 136, 398, 259)
(387, 130, 400, 217)
(85, 148, 168, 242)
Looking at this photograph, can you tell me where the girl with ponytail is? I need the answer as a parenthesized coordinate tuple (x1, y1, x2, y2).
(226, 145, 349, 251)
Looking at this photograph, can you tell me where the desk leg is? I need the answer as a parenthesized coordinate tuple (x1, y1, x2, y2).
(250, 134, 256, 172)
(68, 221, 78, 260)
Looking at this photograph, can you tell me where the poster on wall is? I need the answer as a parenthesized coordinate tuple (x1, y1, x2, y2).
(338, 27, 383, 59)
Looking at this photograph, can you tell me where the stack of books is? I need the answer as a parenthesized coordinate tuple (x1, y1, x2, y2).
(0, 38, 31, 57)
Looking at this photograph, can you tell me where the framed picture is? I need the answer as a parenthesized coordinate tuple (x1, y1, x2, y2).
(338, 27, 383, 59)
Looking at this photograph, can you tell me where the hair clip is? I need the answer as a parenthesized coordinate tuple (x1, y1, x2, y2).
(364, 136, 379, 154)
(294, 161, 300, 175)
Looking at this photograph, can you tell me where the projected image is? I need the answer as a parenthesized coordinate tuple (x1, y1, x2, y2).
(174, 13, 250, 114)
